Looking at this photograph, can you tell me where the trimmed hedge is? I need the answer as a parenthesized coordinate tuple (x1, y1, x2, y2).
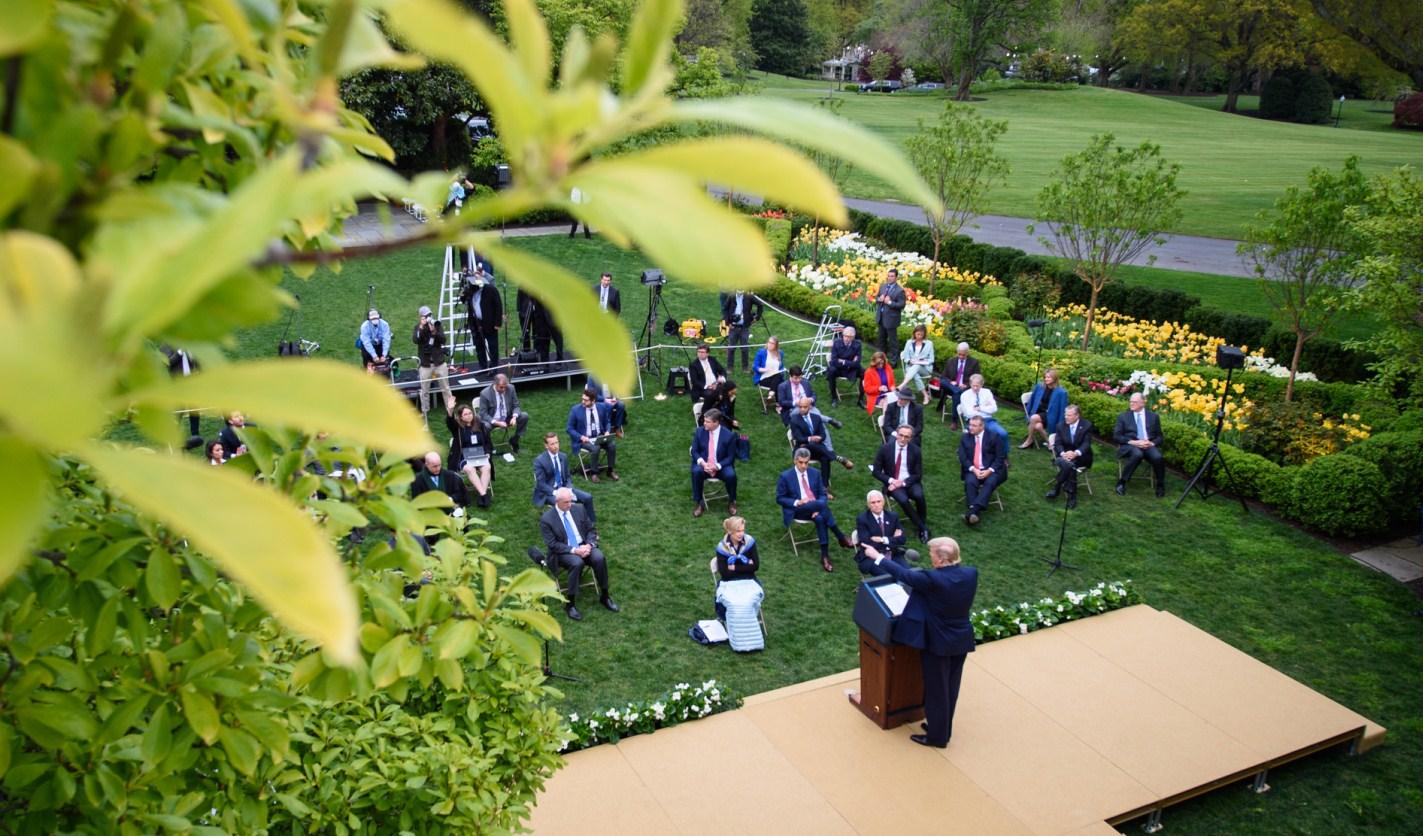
(1289, 455, 1388, 537)
(1340, 431, 1423, 526)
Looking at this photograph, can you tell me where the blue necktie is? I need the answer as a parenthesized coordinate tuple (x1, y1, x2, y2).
(553, 455, 562, 486)
(804, 415, 813, 433)
(561, 511, 580, 547)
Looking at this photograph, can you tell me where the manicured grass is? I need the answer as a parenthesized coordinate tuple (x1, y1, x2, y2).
(753, 73, 1423, 240)
(1150, 92, 1403, 133)
(222, 236, 1421, 832)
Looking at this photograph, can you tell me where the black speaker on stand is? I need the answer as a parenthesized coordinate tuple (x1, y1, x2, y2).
(1175, 345, 1250, 512)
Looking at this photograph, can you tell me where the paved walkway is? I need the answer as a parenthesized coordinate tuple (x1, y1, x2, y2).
(1350, 537, 1423, 584)
(842, 196, 1254, 278)
(335, 204, 568, 246)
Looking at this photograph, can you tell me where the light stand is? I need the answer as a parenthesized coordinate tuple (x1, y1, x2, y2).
(1037, 503, 1077, 577)
(1175, 346, 1250, 512)
(1026, 318, 1046, 377)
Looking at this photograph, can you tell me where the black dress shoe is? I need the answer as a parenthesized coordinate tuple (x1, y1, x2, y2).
(1115, 482, 1127, 496)
(1066, 495, 1078, 510)
(967, 513, 980, 525)
(821, 556, 835, 573)
(827, 416, 844, 429)
(1045, 488, 1059, 500)
(910, 734, 947, 749)
(565, 604, 583, 622)
(1155, 483, 1166, 498)
(836, 534, 855, 550)
(918, 529, 930, 543)
(600, 596, 620, 613)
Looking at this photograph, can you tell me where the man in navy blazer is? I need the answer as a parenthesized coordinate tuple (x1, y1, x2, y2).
(882, 386, 924, 439)
(567, 387, 618, 482)
(776, 449, 853, 572)
(1046, 404, 1093, 509)
(872, 425, 930, 542)
(826, 326, 864, 406)
(957, 415, 1008, 525)
(531, 433, 596, 522)
(691, 408, 738, 517)
(855, 490, 919, 574)
(870, 536, 978, 748)
(789, 398, 854, 486)
(1113, 392, 1166, 496)
(775, 366, 817, 424)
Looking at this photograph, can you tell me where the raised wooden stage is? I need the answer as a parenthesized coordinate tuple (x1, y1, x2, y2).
(529, 605, 1384, 835)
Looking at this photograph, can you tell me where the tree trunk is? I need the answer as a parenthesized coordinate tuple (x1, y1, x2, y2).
(955, 65, 974, 101)
(1136, 68, 1147, 92)
(930, 234, 942, 296)
(1183, 51, 1200, 95)
(1081, 280, 1102, 350)
(1223, 70, 1245, 113)
(433, 114, 448, 169)
(812, 217, 821, 268)
(1285, 330, 1306, 402)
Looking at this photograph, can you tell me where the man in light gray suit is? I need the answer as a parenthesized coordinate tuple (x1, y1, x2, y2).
(875, 268, 906, 366)
(477, 373, 529, 454)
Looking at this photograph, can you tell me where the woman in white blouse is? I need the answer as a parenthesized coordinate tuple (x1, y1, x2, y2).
(957, 373, 1009, 442)
(899, 324, 935, 405)
(753, 336, 785, 391)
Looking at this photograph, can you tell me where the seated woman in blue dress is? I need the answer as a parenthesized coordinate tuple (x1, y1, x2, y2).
(1020, 367, 1068, 450)
(711, 515, 764, 652)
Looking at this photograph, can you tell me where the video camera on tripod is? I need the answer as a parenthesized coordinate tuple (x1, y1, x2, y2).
(640, 269, 667, 287)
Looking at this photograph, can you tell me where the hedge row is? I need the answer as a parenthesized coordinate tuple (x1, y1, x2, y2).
(839, 209, 1376, 384)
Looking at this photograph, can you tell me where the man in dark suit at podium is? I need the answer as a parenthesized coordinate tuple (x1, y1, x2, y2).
(869, 537, 978, 749)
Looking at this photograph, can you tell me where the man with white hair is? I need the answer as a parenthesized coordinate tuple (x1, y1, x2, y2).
(826, 325, 864, 407)
(539, 487, 619, 621)
(1113, 392, 1166, 497)
(854, 490, 920, 574)
(938, 342, 980, 427)
(870, 536, 978, 749)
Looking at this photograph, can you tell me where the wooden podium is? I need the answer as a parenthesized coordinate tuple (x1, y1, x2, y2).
(848, 576, 924, 729)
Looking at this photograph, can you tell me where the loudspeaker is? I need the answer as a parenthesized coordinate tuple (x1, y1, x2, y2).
(1215, 345, 1246, 370)
(666, 366, 689, 395)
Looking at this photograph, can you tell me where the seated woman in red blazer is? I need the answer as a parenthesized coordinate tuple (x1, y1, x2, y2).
(862, 351, 897, 416)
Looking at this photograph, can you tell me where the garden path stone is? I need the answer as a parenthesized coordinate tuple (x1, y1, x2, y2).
(1350, 538, 1423, 584)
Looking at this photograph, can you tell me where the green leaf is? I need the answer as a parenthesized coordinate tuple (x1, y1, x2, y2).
(180, 687, 220, 745)
(97, 695, 150, 745)
(141, 814, 193, 833)
(371, 633, 409, 688)
(233, 709, 289, 759)
(612, 137, 846, 227)
(434, 657, 464, 691)
(0, 0, 51, 57)
(479, 242, 637, 394)
(0, 436, 50, 586)
(128, 359, 430, 457)
(290, 652, 325, 689)
(218, 726, 261, 776)
(669, 97, 942, 217)
(504, 607, 561, 641)
(310, 498, 369, 530)
(16, 703, 98, 742)
(81, 445, 359, 664)
(435, 619, 478, 660)
(87, 595, 120, 656)
(141, 703, 173, 768)
(145, 547, 181, 610)
(501, 0, 551, 90)
(621, 0, 683, 95)
(0, 724, 12, 778)
(0, 136, 40, 220)
(410, 490, 452, 510)
(503, 566, 566, 603)
(337, 11, 425, 76)
(492, 623, 542, 667)
(397, 641, 423, 677)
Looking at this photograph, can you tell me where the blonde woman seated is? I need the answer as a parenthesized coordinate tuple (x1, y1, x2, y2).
(899, 325, 935, 405)
(711, 516, 765, 652)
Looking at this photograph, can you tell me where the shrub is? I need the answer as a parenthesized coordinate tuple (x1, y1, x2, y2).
(1392, 409, 1423, 432)
(1260, 73, 1297, 120)
(1393, 92, 1423, 129)
(1008, 272, 1062, 319)
(1339, 431, 1423, 525)
(1294, 74, 1334, 124)
(764, 218, 792, 265)
(1289, 454, 1387, 537)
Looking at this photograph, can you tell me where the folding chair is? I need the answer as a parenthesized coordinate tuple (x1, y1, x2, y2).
(1116, 455, 1160, 491)
(689, 446, 730, 508)
(708, 558, 766, 638)
(758, 385, 777, 415)
(530, 546, 597, 598)
(782, 518, 819, 558)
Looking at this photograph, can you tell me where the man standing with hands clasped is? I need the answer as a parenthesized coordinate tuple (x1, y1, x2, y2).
(869, 536, 978, 749)
(875, 268, 906, 366)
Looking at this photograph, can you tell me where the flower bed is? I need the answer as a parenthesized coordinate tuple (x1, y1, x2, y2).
(1041, 304, 1270, 369)
(562, 679, 736, 753)
(974, 580, 1141, 641)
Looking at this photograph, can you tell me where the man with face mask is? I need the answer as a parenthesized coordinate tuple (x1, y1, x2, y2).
(461, 266, 503, 370)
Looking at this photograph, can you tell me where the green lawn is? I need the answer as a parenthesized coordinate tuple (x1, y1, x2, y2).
(753, 73, 1423, 240)
(1151, 92, 1403, 133)
(221, 236, 1422, 832)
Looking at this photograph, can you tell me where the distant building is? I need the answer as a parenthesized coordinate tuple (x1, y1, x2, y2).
(821, 45, 868, 83)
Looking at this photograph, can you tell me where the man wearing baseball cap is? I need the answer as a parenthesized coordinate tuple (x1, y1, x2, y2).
(358, 309, 391, 371)
(413, 305, 453, 421)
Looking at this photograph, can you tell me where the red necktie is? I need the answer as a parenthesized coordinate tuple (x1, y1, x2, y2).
(708, 430, 717, 465)
(799, 470, 812, 501)
(894, 446, 904, 480)
(974, 435, 983, 469)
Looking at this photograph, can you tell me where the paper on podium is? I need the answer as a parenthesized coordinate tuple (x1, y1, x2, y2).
(873, 582, 910, 616)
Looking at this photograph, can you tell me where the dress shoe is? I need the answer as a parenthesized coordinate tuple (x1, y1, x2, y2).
(827, 416, 844, 429)
(1155, 483, 1166, 498)
(509, 438, 520, 454)
(919, 529, 930, 543)
(839, 456, 854, 470)
(1045, 488, 1060, 500)
(616, 428, 624, 438)
(727, 502, 738, 516)
(967, 513, 980, 525)
(565, 604, 583, 622)
(837, 534, 855, 550)
(1115, 481, 1126, 496)
(910, 734, 947, 749)
(607, 470, 620, 482)
(1066, 495, 1078, 510)
(1018, 439, 1034, 449)
(588, 473, 600, 483)
(693, 503, 706, 518)
(600, 596, 620, 613)
(821, 556, 835, 573)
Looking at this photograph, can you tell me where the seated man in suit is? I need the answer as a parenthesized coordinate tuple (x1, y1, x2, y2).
(775, 366, 816, 424)
(1113, 392, 1166, 497)
(855, 489, 920, 574)
(688, 342, 727, 404)
(867, 536, 978, 749)
(937, 342, 980, 425)
(410, 451, 469, 509)
(872, 424, 931, 542)
(882, 386, 924, 439)
(566, 387, 619, 482)
(957, 415, 1008, 526)
(531, 432, 596, 522)
(776, 448, 854, 573)
(477, 374, 530, 454)
(539, 488, 620, 621)
(691, 408, 739, 518)
(585, 376, 626, 437)
(825, 326, 864, 407)
(1046, 404, 1093, 509)
(789, 397, 854, 488)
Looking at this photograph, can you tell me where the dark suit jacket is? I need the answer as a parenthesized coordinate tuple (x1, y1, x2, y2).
(692, 425, 736, 471)
(1051, 418, 1094, 468)
(539, 504, 597, 559)
(596, 284, 621, 315)
(876, 560, 978, 657)
(688, 356, 726, 400)
(411, 467, 468, 508)
(957, 430, 1007, 480)
(566, 401, 614, 449)
(789, 410, 829, 448)
(882, 400, 924, 436)
(829, 337, 862, 370)
(855, 508, 907, 560)
(531, 451, 574, 507)
(875, 281, 906, 329)
(462, 280, 502, 324)
(721, 293, 763, 327)
(775, 466, 827, 526)
(1113, 409, 1165, 449)
(939, 355, 981, 389)
(776, 378, 817, 413)
(872, 440, 923, 487)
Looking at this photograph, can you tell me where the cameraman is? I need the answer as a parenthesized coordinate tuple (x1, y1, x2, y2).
(413, 305, 453, 421)
(358, 309, 392, 371)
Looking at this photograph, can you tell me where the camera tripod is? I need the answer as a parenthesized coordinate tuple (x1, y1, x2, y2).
(636, 282, 679, 379)
(1175, 364, 1250, 512)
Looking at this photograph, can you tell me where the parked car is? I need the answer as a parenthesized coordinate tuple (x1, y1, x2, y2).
(453, 112, 493, 142)
(857, 80, 903, 93)
(914, 82, 944, 90)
